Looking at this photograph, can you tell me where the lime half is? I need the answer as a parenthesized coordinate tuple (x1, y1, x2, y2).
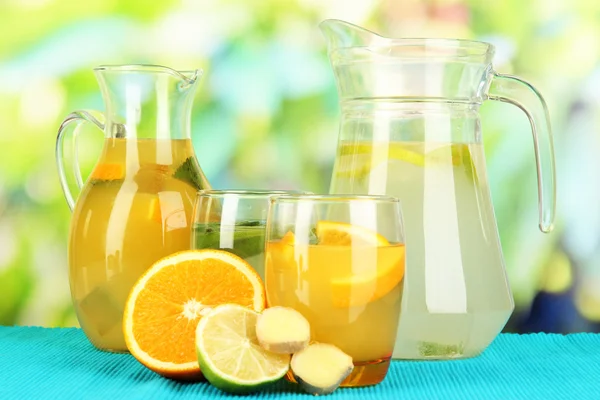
(195, 304, 290, 394)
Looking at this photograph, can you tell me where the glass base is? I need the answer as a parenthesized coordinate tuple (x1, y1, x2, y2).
(85, 336, 129, 353)
(287, 357, 391, 388)
(394, 350, 481, 360)
(89, 343, 129, 353)
(97, 347, 129, 354)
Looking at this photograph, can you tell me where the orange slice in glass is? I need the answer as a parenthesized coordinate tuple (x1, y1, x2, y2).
(314, 221, 404, 307)
(331, 244, 405, 307)
(123, 249, 266, 380)
(315, 221, 389, 246)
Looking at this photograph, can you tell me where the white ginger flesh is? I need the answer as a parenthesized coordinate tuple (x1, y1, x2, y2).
(290, 343, 354, 395)
(255, 306, 311, 354)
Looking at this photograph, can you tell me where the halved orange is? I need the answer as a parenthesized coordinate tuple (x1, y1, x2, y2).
(315, 221, 389, 246)
(123, 249, 266, 380)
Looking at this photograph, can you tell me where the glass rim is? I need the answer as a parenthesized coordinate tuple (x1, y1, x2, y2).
(196, 189, 311, 199)
(270, 194, 400, 203)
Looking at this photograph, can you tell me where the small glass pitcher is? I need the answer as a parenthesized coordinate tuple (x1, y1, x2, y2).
(322, 20, 556, 359)
(55, 65, 210, 352)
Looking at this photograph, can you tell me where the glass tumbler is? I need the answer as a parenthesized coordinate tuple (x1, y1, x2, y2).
(191, 190, 309, 280)
(265, 194, 406, 387)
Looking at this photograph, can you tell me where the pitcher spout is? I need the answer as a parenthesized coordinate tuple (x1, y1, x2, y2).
(319, 19, 494, 103)
(94, 64, 201, 86)
(92, 64, 203, 140)
(319, 19, 387, 52)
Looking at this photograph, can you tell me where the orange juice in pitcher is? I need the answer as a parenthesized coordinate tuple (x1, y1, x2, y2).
(56, 66, 210, 352)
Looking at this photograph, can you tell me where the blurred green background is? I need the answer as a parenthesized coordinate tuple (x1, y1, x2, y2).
(0, 0, 598, 333)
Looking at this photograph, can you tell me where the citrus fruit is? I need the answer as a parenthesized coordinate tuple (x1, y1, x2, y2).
(331, 244, 405, 307)
(316, 221, 404, 307)
(333, 143, 474, 181)
(91, 162, 124, 180)
(265, 231, 296, 268)
(195, 304, 290, 393)
(267, 222, 404, 307)
(315, 221, 389, 246)
(123, 249, 266, 380)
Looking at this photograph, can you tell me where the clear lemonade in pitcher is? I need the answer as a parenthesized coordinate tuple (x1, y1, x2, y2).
(331, 141, 513, 358)
(69, 138, 203, 351)
(321, 19, 555, 359)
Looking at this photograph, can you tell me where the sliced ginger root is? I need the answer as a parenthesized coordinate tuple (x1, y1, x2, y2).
(290, 343, 354, 395)
(256, 306, 310, 354)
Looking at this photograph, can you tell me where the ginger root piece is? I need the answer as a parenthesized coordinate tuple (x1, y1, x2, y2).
(290, 343, 354, 395)
(256, 306, 310, 354)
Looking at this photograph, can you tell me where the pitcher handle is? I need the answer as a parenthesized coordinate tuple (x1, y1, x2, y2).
(487, 72, 556, 233)
(55, 110, 105, 211)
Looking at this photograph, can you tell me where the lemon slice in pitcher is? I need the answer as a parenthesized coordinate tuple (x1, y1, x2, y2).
(333, 142, 426, 179)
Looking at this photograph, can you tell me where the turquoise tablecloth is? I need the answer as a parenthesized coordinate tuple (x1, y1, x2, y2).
(0, 326, 599, 399)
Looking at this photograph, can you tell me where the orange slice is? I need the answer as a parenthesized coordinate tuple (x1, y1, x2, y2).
(265, 232, 298, 307)
(314, 221, 403, 307)
(281, 231, 296, 245)
(331, 244, 405, 307)
(266, 232, 296, 267)
(91, 163, 124, 180)
(147, 197, 162, 224)
(316, 221, 389, 246)
(123, 249, 266, 380)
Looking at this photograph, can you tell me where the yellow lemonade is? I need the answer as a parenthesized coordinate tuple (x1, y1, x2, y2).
(68, 138, 206, 351)
(265, 235, 405, 386)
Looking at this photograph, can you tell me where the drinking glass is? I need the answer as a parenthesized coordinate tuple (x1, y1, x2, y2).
(265, 194, 405, 387)
(191, 190, 309, 280)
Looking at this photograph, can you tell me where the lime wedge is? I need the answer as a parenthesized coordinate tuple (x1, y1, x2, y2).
(195, 304, 290, 394)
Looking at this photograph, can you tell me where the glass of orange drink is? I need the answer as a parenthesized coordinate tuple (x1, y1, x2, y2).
(265, 194, 405, 387)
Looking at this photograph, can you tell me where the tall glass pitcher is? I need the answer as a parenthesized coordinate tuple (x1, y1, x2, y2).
(56, 65, 210, 352)
(322, 20, 556, 359)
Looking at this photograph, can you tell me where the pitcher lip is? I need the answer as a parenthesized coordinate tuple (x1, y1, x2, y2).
(319, 19, 493, 59)
(93, 64, 201, 84)
(333, 38, 493, 58)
